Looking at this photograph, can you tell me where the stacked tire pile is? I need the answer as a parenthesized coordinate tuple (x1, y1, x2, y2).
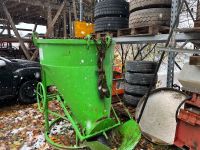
(124, 61, 158, 107)
(94, 0, 129, 32)
(129, 0, 172, 29)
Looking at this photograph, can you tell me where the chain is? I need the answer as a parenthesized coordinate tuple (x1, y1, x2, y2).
(94, 37, 110, 99)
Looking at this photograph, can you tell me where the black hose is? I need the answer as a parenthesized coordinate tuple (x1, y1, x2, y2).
(137, 51, 165, 123)
(175, 96, 192, 123)
(137, 0, 184, 123)
(173, 84, 181, 91)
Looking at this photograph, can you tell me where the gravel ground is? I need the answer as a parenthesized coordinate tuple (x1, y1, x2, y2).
(0, 99, 178, 150)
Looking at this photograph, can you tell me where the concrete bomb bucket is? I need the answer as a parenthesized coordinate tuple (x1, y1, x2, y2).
(33, 33, 141, 150)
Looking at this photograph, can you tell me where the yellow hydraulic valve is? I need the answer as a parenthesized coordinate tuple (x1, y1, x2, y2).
(74, 21, 94, 38)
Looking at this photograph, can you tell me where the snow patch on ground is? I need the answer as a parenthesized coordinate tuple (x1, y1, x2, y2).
(10, 127, 26, 135)
(50, 120, 73, 135)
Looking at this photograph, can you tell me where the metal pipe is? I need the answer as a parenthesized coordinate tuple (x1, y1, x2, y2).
(183, 0, 195, 22)
(69, 3, 72, 37)
(80, 0, 83, 21)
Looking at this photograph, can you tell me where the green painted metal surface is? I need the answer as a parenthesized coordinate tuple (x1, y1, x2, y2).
(85, 119, 141, 150)
(117, 119, 141, 150)
(33, 34, 141, 149)
(34, 36, 117, 136)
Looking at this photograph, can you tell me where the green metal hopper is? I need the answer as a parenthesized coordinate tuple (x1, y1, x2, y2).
(33, 33, 141, 149)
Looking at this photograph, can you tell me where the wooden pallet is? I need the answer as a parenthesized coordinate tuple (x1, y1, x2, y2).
(194, 20, 200, 27)
(117, 28, 132, 36)
(131, 25, 170, 35)
(92, 31, 118, 39)
(118, 25, 170, 36)
(190, 56, 200, 66)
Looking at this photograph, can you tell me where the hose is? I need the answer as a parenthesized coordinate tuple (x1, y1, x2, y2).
(137, 53, 164, 123)
(137, 0, 184, 123)
(175, 96, 192, 123)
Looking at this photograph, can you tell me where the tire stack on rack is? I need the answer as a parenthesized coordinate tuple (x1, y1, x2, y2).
(123, 61, 158, 107)
(129, 0, 172, 33)
(94, 0, 129, 32)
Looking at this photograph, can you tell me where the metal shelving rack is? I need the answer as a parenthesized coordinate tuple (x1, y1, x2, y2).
(114, 0, 200, 88)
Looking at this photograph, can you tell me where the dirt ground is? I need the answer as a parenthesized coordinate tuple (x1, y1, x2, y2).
(0, 99, 178, 150)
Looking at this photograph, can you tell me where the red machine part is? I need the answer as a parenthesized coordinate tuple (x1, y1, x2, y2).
(174, 94, 200, 150)
(112, 66, 124, 96)
(186, 94, 200, 108)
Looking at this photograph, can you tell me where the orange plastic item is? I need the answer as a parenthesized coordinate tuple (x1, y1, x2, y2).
(74, 21, 94, 38)
(112, 66, 124, 96)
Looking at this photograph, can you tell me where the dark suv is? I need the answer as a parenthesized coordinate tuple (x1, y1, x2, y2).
(0, 57, 40, 104)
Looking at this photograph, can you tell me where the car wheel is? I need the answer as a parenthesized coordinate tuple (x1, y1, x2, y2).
(129, 8, 171, 28)
(95, 17, 128, 32)
(19, 80, 38, 104)
(129, 0, 171, 12)
(124, 83, 150, 96)
(94, 0, 129, 18)
(123, 93, 141, 107)
(125, 72, 158, 85)
(125, 61, 157, 73)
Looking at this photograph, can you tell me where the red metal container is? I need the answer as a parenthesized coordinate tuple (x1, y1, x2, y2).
(174, 109, 200, 150)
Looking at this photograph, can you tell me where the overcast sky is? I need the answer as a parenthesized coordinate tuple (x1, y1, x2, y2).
(0, 23, 46, 37)
(16, 23, 46, 36)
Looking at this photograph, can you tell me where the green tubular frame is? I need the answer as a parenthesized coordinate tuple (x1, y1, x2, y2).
(37, 81, 122, 149)
(34, 33, 141, 149)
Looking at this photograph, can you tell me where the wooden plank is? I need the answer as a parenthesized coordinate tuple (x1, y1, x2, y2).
(46, 1, 66, 37)
(0, 38, 31, 43)
(47, 0, 53, 37)
(31, 24, 38, 60)
(72, 0, 77, 20)
(117, 28, 131, 36)
(63, 0, 67, 38)
(69, 5, 72, 37)
(2, 2, 31, 59)
(195, 20, 200, 27)
(6, 0, 61, 10)
(190, 56, 200, 66)
(7, 23, 12, 48)
(30, 49, 39, 61)
(131, 25, 170, 36)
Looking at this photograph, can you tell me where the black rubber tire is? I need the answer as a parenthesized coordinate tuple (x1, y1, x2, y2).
(129, 8, 171, 28)
(95, 17, 128, 32)
(19, 80, 38, 104)
(94, 0, 129, 18)
(123, 93, 141, 107)
(125, 61, 157, 73)
(125, 72, 157, 85)
(129, 0, 171, 12)
(124, 83, 149, 96)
